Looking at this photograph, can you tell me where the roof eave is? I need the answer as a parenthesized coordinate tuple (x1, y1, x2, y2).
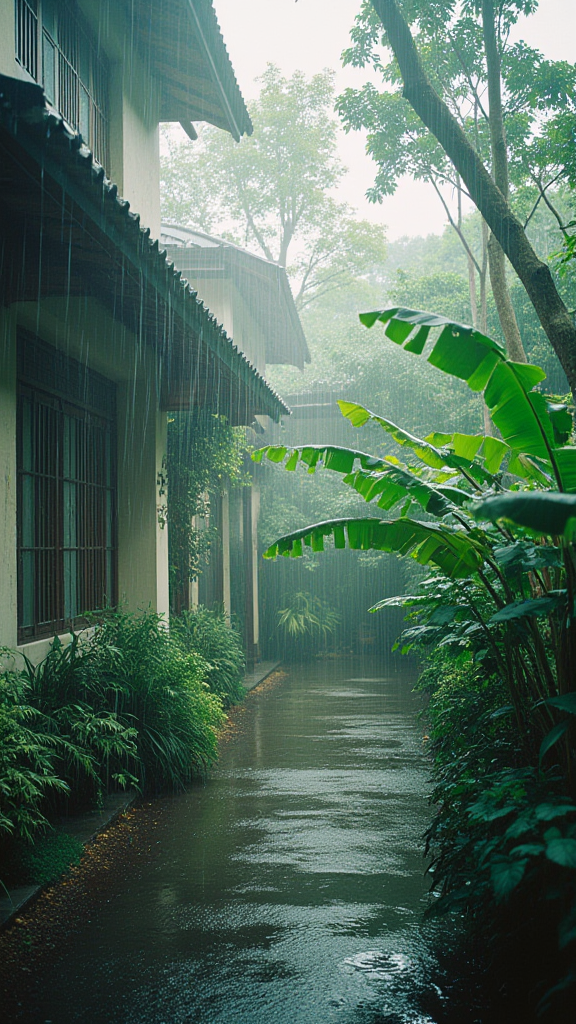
(183, 0, 252, 140)
(0, 74, 284, 424)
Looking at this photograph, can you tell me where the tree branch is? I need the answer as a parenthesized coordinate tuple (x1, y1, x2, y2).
(238, 193, 276, 263)
(429, 175, 482, 274)
(528, 171, 571, 235)
(370, 0, 576, 391)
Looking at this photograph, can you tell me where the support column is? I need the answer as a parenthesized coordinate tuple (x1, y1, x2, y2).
(189, 514, 200, 610)
(251, 484, 260, 653)
(116, 379, 169, 622)
(0, 311, 18, 650)
(221, 488, 231, 625)
(243, 482, 260, 666)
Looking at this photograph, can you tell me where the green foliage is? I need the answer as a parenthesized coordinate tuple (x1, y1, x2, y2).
(256, 305, 576, 1018)
(17, 831, 84, 886)
(420, 652, 576, 1020)
(261, 515, 484, 579)
(20, 634, 140, 809)
(390, 269, 474, 326)
(275, 591, 340, 659)
(0, 659, 71, 843)
(476, 491, 576, 537)
(551, 220, 576, 280)
(0, 611, 227, 857)
(171, 607, 245, 708)
(83, 611, 225, 790)
(167, 411, 248, 613)
(338, 1, 574, 249)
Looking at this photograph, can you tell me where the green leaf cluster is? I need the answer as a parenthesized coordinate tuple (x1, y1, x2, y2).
(254, 304, 576, 1018)
(171, 606, 246, 708)
(167, 411, 249, 613)
(275, 591, 341, 660)
(0, 610, 231, 874)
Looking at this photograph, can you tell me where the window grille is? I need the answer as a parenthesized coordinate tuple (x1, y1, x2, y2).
(17, 333, 117, 642)
(15, 0, 37, 79)
(15, 0, 109, 170)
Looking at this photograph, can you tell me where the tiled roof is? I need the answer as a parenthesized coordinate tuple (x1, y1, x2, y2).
(0, 74, 288, 423)
(129, 0, 253, 140)
(162, 224, 310, 370)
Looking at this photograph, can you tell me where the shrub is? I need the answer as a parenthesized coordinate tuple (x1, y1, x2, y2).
(275, 591, 340, 659)
(0, 610, 227, 857)
(0, 656, 70, 843)
(84, 611, 225, 788)
(420, 652, 576, 1021)
(20, 633, 139, 810)
(171, 606, 245, 707)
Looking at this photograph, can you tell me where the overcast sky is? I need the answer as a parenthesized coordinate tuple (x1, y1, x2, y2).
(213, 0, 576, 240)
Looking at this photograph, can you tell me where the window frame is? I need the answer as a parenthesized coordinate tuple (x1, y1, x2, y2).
(17, 334, 118, 643)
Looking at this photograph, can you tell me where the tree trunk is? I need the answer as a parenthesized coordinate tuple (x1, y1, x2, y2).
(488, 234, 526, 362)
(481, 0, 526, 361)
(479, 218, 489, 334)
(481, 0, 508, 195)
(467, 251, 478, 328)
(457, 172, 478, 329)
(370, 0, 576, 392)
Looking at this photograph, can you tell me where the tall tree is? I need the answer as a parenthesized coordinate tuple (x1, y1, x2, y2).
(481, 0, 525, 361)
(338, 0, 576, 381)
(161, 66, 386, 310)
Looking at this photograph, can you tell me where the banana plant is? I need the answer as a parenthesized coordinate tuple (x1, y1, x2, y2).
(253, 308, 576, 774)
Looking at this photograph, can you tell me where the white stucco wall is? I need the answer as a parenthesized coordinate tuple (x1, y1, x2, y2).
(117, 387, 169, 621)
(0, 2, 30, 82)
(119, 81, 161, 238)
(178, 274, 267, 374)
(80, 0, 161, 236)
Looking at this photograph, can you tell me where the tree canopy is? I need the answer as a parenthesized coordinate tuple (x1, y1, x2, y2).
(161, 65, 386, 311)
(337, 0, 576, 381)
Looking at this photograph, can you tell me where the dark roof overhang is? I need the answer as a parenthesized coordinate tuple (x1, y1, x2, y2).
(125, 0, 252, 140)
(0, 75, 287, 425)
(162, 226, 310, 369)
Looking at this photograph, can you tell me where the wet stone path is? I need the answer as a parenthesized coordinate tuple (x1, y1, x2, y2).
(2, 658, 453, 1024)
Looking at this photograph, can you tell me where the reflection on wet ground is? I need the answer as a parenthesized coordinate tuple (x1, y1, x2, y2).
(6, 657, 454, 1024)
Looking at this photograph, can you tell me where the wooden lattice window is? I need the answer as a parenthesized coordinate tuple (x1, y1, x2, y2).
(15, 0, 109, 169)
(17, 333, 117, 642)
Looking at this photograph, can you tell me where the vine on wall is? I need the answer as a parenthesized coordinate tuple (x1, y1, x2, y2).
(167, 411, 249, 613)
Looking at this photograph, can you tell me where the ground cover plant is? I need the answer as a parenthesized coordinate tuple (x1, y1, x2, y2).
(0, 610, 230, 884)
(172, 606, 246, 707)
(254, 307, 576, 1020)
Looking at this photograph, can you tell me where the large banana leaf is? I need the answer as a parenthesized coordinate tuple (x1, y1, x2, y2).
(338, 401, 500, 484)
(252, 443, 469, 517)
(475, 492, 576, 537)
(426, 431, 509, 475)
(336, 401, 447, 469)
(252, 443, 382, 475)
(263, 516, 486, 578)
(359, 308, 573, 478)
(342, 466, 470, 516)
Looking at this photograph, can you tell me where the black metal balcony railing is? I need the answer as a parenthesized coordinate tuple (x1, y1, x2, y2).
(15, 0, 109, 169)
